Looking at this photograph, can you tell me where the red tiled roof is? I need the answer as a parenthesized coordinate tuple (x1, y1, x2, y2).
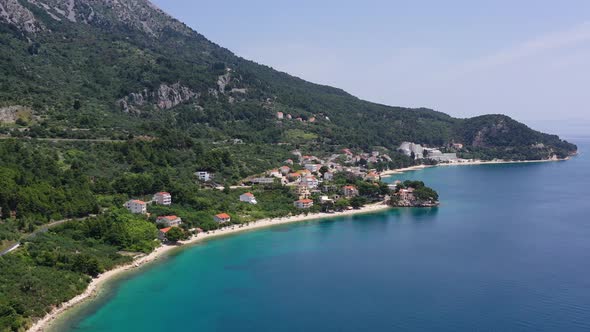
(160, 227, 172, 233)
(297, 199, 313, 203)
(243, 192, 254, 197)
(344, 185, 357, 190)
(216, 213, 231, 219)
(132, 200, 146, 204)
(157, 215, 179, 221)
(156, 192, 170, 195)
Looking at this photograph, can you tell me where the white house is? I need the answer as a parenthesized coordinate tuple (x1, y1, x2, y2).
(156, 215, 182, 227)
(214, 213, 231, 223)
(304, 164, 321, 172)
(268, 169, 282, 178)
(294, 199, 314, 209)
(300, 175, 319, 189)
(279, 166, 291, 175)
(195, 171, 212, 182)
(153, 192, 172, 205)
(124, 200, 147, 214)
(323, 171, 334, 181)
(251, 177, 276, 185)
(240, 192, 257, 204)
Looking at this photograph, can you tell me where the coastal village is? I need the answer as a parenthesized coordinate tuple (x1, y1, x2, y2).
(123, 142, 443, 244)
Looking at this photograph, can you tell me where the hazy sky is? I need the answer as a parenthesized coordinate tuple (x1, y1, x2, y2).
(152, 0, 589, 138)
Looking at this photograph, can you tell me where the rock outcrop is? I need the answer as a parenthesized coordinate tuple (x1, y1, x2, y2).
(0, 0, 44, 32)
(0, 105, 33, 123)
(119, 83, 198, 113)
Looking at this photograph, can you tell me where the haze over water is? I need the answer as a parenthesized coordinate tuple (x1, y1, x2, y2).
(59, 140, 590, 332)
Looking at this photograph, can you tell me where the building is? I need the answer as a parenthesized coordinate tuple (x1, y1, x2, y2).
(295, 184, 311, 199)
(342, 185, 359, 198)
(284, 159, 294, 165)
(300, 175, 319, 188)
(214, 213, 231, 223)
(268, 169, 282, 178)
(286, 114, 292, 119)
(195, 171, 212, 182)
(320, 196, 334, 204)
(365, 172, 380, 182)
(124, 200, 147, 214)
(153, 192, 172, 205)
(294, 199, 314, 209)
(158, 227, 173, 241)
(240, 192, 257, 204)
(276, 111, 284, 120)
(323, 171, 334, 181)
(279, 166, 291, 175)
(304, 164, 321, 172)
(288, 173, 302, 182)
(156, 215, 182, 227)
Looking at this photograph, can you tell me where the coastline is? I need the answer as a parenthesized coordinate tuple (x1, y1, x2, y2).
(380, 157, 569, 177)
(28, 202, 391, 332)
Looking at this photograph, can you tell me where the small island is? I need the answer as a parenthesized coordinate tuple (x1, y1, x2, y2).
(388, 180, 440, 207)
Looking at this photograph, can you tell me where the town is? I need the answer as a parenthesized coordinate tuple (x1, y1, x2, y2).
(123, 144, 442, 243)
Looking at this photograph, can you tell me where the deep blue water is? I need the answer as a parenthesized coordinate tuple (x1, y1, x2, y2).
(60, 140, 590, 332)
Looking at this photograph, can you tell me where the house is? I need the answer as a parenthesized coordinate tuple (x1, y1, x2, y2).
(276, 111, 284, 120)
(365, 172, 380, 182)
(279, 166, 291, 175)
(288, 173, 302, 181)
(342, 185, 359, 198)
(240, 192, 257, 204)
(214, 213, 231, 223)
(295, 184, 311, 199)
(323, 171, 334, 181)
(153, 192, 172, 206)
(320, 196, 334, 204)
(308, 117, 316, 123)
(284, 159, 294, 165)
(304, 164, 320, 172)
(286, 114, 292, 119)
(300, 175, 319, 188)
(156, 215, 182, 227)
(268, 169, 282, 178)
(297, 169, 312, 176)
(124, 200, 147, 214)
(158, 227, 173, 241)
(452, 143, 464, 149)
(195, 171, 212, 182)
(294, 199, 314, 209)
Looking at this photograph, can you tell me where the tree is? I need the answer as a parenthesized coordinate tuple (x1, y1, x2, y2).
(350, 196, 367, 209)
(165, 227, 184, 243)
(319, 166, 329, 175)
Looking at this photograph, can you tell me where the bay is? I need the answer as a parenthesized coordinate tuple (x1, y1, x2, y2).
(58, 139, 590, 332)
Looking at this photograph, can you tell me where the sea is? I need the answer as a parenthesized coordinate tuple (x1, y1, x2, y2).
(56, 139, 589, 332)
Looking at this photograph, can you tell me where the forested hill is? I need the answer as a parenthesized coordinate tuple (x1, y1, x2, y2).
(0, 0, 577, 158)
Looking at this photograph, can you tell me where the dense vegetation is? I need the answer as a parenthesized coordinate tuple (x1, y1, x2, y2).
(0, 211, 156, 331)
(0, 1, 579, 330)
(0, 0, 576, 158)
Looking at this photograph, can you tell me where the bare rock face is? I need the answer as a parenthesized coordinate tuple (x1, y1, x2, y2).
(0, 105, 33, 123)
(119, 83, 198, 113)
(472, 118, 510, 147)
(0, 0, 44, 32)
(1, 0, 190, 36)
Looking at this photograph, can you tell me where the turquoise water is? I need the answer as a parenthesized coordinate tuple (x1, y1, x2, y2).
(61, 140, 590, 332)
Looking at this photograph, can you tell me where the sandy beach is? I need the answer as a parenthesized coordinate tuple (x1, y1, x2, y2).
(380, 157, 569, 178)
(28, 201, 391, 332)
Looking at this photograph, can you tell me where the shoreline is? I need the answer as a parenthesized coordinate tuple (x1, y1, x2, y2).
(28, 202, 392, 332)
(380, 157, 570, 177)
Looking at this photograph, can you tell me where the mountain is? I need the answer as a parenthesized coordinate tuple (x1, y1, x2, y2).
(0, 0, 577, 158)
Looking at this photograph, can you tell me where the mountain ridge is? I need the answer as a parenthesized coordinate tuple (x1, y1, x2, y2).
(0, 0, 578, 158)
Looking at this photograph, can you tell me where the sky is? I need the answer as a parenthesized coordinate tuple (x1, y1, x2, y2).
(152, 0, 590, 138)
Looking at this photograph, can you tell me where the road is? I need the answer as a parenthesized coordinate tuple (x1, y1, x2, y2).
(0, 216, 94, 257)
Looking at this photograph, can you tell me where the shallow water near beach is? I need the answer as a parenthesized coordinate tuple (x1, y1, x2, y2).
(56, 140, 590, 332)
